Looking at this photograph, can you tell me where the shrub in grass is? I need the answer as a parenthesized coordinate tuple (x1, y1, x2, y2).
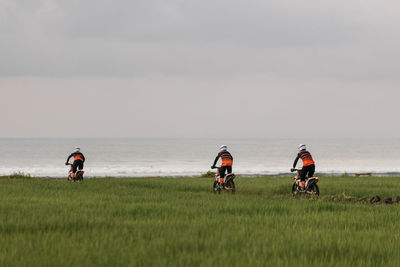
(7, 172, 31, 179)
(200, 171, 215, 178)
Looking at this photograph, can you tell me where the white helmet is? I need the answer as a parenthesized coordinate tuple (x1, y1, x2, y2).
(298, 144, 306, 151)
(74, 147, 80, 153)
(219, 145, 227, 151)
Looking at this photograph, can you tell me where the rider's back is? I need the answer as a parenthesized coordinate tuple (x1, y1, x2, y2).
(218, 150, 233, 166)
(297, 150, 314, 166)
(70, 152, 85, 162)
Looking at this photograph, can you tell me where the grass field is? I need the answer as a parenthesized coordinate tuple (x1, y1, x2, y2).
(1, 175, 400, 267)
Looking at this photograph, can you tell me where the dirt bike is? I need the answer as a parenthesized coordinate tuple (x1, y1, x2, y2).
(212, 167, 235, 194)
(291, 168, 319, 196)
(66, 163, 84, 182)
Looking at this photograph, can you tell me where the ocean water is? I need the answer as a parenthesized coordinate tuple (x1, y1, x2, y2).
(1, 138, 400, 177)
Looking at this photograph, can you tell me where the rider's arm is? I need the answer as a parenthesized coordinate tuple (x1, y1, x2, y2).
(66, 154, 73, 164)
(293, 155, 300, 168)
(82, 154, 86, 162)
(212, 154, 220, 168)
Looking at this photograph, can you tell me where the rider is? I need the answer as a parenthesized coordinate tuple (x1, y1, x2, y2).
(211, 145, 233, 187)
(65, 147, 85, 179)
(291, 144, 315, 189)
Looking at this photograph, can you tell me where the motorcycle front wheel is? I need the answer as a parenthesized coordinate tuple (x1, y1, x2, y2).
(213, 181, 221, 194)
(291, 183, 298, 196)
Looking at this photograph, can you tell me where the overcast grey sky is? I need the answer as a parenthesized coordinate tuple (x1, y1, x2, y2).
(1, 0, 399, 138)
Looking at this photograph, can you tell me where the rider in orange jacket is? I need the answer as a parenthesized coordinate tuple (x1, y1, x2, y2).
(65, 147, 86, 178)
(291, 144, 315, 188)
(211, 145, 233, 186)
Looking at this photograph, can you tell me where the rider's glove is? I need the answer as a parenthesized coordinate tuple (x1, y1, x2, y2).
(290, 168, 295, 172)
(65, 163, 68, 166)
(211, 165, 216, 169)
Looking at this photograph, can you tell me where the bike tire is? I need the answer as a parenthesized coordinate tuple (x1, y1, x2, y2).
(308, 183, 319, 196)
(291, 183, 298, 196)
(213, 181, 221, 194)
(76, 172, 83, 182)
(225, 180, 235, 194)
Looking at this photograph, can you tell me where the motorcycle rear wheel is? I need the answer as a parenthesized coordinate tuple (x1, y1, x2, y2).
(307, 183, 319, 196)
(75, 172, 84, 182)
(225, 180, 235, 194)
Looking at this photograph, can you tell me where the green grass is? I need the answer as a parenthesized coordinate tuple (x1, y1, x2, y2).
(1, 176, 400, 266)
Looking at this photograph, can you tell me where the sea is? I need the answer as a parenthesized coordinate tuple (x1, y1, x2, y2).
(1, 138, 400, 178)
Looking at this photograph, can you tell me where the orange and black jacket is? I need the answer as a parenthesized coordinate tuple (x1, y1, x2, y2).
(66, 152, 85, 163)
(293, 150, 315, 168)
(213, 151, 233, 167)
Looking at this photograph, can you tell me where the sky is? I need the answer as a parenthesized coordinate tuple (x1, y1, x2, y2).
(1, 0, 400, 138)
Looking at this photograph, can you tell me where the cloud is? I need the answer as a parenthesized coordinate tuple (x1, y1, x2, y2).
(1, 0, 399, 80)
(1, 1, 400, 138)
